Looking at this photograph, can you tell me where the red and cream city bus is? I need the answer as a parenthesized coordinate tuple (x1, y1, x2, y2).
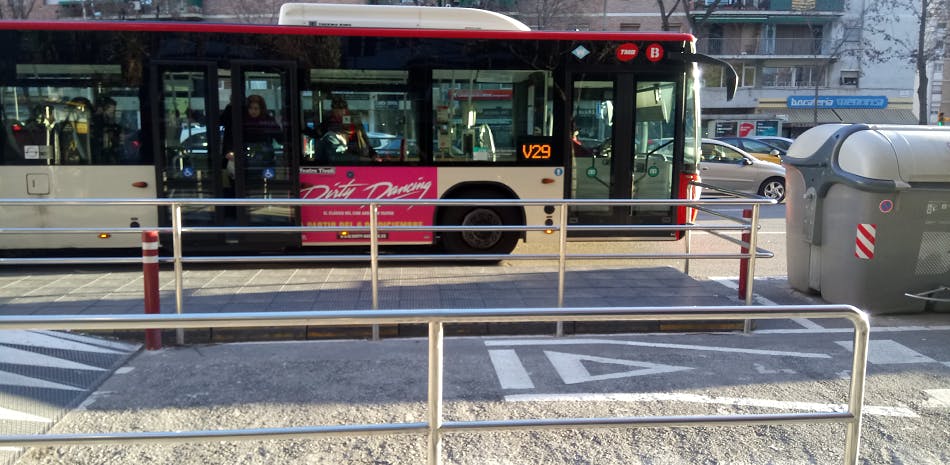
(0, 4, 736, 255)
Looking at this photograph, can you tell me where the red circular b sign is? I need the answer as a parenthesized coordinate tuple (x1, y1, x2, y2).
(645, 43, 665, 62)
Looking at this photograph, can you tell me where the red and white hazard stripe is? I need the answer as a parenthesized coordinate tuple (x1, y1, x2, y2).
(855, 224, 876, 260)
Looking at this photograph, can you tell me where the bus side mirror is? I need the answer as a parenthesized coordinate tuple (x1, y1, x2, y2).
(674, 52, 738, 101)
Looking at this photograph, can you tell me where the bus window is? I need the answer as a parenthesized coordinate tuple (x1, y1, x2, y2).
(301, 69, 419, 165)
(432, 69, 553, 163)
(1, 65, 144, 166)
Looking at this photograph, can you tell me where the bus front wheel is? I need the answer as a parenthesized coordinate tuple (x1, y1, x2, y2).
(441, 204, 520, 255)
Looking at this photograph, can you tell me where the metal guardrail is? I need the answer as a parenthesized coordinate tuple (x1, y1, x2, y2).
(0, 304, 870, 465)
(0, 192, 776, 340)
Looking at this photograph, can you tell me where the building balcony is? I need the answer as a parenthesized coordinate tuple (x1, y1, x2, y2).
(696, 37, 830, 57)
(691, 0, 844, 12)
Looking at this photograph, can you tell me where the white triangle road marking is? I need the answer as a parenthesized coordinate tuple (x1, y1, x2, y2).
(544, 351, 692, 385)
(34, 330, 139, 352)
(0, 330, 131, 354)
(0, 406, 51, 423)
(0, 346, 105, 371)
(0, 370, 84, 391)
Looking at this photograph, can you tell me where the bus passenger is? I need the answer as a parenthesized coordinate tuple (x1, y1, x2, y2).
(91, 96, 121, 164)
(314, 95, 375, 161)
(223, 94, 282, 177)
(313, 119, 350, 164)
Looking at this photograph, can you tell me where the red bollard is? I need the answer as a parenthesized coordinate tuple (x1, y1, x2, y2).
(737, 209, 751, 299)
(142, 231, 162, 350)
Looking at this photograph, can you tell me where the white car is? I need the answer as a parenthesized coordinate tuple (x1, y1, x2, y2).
(699, 138, 786, 202)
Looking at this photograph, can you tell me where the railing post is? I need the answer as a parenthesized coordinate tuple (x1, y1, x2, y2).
(370, 202, 380, 341)
(172, 202, 184, 345)
(555, 202, 568, 337)
(844, 312, 870, 465)
(142, 231, 162, 350)
(742, 205, 761, 333)
(427, 320, 444, 465)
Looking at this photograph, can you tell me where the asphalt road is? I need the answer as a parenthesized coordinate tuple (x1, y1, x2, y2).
(9, 316, 950, 465)
(4, 202, 950, 464)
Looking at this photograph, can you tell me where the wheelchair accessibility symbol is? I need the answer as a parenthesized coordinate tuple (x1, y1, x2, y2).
(262, 168, 275, 180)
(182, 167, 195, 178)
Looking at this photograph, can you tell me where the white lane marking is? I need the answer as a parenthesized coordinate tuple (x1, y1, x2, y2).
(115, 367, 135, 375)
(757, 325, 950, 334)
(0, 406, 51, 423)
(835, 340, 937, 364)
(710, 277, 823, 330)
(545, 351, 691, 384)
(0, 330, 130, 354)
(0, 346, 106, 371)
(923, 389, 950, 408)
(488, 349, 534, 390)
(485, 338, 830, 359)
(0, 370, 83, 391)
(505, 392, 918, 418)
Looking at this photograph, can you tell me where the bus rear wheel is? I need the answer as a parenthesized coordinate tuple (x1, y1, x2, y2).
(441, 204, 520, 255)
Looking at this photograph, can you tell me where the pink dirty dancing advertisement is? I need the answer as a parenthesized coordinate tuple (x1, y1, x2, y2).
(299, 167, 437, 245)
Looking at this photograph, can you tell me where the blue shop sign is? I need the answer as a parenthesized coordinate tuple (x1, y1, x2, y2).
(787, 95, 888, 109)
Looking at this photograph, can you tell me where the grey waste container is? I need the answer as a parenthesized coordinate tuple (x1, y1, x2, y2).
(785, 124, 950, 313)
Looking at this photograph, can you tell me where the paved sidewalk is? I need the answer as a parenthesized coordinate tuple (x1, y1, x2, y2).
(0, 264, 749, 340)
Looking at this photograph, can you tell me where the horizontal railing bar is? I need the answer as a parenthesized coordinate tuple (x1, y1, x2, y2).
(0, 305, 867, 331)
(0, 412, 854, 448)
(0, 423, 429, 448)
(0, 250, 773, 266)
(0, 197, 776, 207)
(442, 412, 856, 433)
(0, 223, 753, 235)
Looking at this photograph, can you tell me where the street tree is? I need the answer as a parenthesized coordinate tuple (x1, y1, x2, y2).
(512, 0, 592, 30)
(863, 0, 948, 124)
(1, 0, 37, 19)
(231, 0, 283, 23)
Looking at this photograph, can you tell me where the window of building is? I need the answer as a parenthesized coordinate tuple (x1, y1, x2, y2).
(619, 23, 641, 31)
(761, 65, 824, 88)
(741, 65, 756, 87)
(840, 70, 859, 86)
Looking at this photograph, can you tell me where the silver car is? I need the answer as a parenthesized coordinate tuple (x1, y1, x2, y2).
(699, 138, 786, 202)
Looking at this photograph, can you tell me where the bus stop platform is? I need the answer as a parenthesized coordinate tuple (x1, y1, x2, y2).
(0, 263, 791, 342)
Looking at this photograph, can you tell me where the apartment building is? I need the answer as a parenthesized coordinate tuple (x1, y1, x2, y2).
(688, 0, 922, 137)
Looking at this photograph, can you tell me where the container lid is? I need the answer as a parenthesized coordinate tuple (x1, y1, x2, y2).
(788, 124, 950, 184)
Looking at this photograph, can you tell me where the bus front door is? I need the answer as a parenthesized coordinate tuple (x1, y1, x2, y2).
(568, 75, 677, 238)
(153, 62, 299, 251)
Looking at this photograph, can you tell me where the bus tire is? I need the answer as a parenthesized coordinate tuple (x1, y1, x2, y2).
(440, 200, 521, 255)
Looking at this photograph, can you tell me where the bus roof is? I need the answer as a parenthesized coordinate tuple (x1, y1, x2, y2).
(0, 19, 695, 43)
(278, 3, 531, 31)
